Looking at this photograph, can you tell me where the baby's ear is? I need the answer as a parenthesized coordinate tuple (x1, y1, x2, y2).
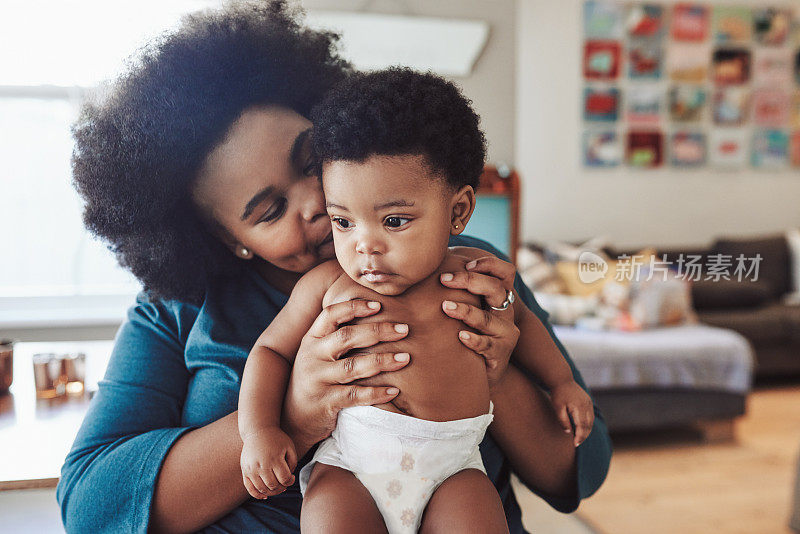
(450, 185, 476, 235)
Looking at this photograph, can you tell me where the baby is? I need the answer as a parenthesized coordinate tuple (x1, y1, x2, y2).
(238, 68, 594, 533)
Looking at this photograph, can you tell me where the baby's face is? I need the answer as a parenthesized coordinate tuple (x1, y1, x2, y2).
(323, 154, 455, 295)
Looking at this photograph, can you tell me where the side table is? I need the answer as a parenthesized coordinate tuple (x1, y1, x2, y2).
(0, 341, 113, 490)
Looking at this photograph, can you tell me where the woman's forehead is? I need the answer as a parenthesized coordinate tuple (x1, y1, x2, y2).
(193, 106, 311, 210)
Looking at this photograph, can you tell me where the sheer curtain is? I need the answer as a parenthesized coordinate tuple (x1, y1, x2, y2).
(0, 1, 219, 328)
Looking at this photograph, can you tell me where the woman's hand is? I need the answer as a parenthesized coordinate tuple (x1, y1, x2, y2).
(282, 299, 411, 456)
(440, 253, 520, 388)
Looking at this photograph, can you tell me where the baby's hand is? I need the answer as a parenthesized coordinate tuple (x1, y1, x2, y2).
(550, 381, 595, 447)
(240, 427, 297, 499)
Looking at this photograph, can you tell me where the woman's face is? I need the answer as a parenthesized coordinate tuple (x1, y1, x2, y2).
(192, 106, 334, 284)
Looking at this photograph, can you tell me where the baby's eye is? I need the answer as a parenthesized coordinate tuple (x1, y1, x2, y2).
(384, 216, 411, 228)
(332, 217, 352, 229)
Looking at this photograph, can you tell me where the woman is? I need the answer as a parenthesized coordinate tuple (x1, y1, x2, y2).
(56, 2, 611, 533)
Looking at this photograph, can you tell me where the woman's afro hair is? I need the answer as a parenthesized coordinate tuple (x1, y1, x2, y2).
(72, 0, 351, 304)
(310, 67, 486, 190)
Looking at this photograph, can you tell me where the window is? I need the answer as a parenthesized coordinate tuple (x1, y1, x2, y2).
(0, 1, 219, 328)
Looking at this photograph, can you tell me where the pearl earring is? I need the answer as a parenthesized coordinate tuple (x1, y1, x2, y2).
(454, 224, 460, 230)
(238, 247, 252, 259)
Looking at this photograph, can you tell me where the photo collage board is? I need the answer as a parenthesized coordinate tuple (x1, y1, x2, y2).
(582, 2, 800, 169)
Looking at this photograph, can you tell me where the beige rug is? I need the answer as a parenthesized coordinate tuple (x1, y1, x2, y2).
(513, 476, 598, 534)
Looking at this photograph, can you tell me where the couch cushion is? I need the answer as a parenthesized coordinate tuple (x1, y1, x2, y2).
(785, 305, 800, 344)
(698, 302, 792, 344)
(712, 235, 791, 298)
(692, 279, 773, 310)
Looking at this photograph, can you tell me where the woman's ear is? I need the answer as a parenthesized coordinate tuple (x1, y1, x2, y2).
(234, 245, 254, 259)
(197, 208, 253, 260)
(449, 185, 476, 235)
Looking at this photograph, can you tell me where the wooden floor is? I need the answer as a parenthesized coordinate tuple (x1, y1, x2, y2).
(579, 385, 800, 534)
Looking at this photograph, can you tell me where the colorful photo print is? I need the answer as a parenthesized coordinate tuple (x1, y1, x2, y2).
(584, 40, 621, 80)
(709, 129, 748, 168)
(584, 87, 620, 121)
(792, 92, 800, 128)
(626, 4, 664, 38)
(669, 86, 706, 122)
(713, 6, 752, 43)
(754, 8, 792, 46)
(713, 88, 749, 126)
(754, 49, 793, 86)
(790, 131, 800, 167)
(752, 89, 790, 127)
(628, 44, 663, 79)
(670, 131, 706, 167)
(584, 130, 621, 167)
(752, 130, 789, 169)
(584, 1, 623, 38)
(668, 43, 710, 82)
(626, 130, 663, 168)
(627, 85, 662, 123)
(712, 48, 751, 85)
(671, 4, 710, 42)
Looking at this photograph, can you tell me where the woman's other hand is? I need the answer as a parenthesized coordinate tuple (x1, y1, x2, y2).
(282, 299, 410, 456)
(440, 253, 520, 389)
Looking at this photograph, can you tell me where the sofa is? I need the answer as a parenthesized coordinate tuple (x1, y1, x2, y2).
(519, 231, 800, 433)
(606, 233, 800, 380)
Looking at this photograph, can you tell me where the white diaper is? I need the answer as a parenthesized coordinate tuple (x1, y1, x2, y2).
(299, 403, 494, 533)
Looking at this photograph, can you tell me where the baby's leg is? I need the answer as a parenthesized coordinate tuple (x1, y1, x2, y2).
(419, 469, 509, 534)
(301, 463, 388, 534)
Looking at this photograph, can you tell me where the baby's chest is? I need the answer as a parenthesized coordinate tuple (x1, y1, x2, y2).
(324, 274, 481, 360)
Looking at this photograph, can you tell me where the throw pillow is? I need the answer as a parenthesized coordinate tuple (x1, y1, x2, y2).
(516, 246, 566, 294)
(713, 234, 791, 298)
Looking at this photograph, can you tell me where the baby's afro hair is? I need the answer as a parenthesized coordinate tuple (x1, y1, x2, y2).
(310, 68, 486, 190)
(71, 1, 350, 304)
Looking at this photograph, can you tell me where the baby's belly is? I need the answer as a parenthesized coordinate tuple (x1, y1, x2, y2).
(349, 310, 491, 422)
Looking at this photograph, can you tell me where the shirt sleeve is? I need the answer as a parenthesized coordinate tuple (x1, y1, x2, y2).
(452, 235, 613, 513)
(56, 293, 199, 533)
(512, 272, 613, 513)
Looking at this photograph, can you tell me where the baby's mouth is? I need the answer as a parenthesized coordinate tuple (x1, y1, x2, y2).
(361, 269, 394, 283)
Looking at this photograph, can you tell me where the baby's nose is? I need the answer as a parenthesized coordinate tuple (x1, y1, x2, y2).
(355, 234, 385, 255)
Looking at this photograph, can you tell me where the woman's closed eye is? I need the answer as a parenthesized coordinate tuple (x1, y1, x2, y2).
(258, 197, 287, 224)
(384, 216, 411, 229)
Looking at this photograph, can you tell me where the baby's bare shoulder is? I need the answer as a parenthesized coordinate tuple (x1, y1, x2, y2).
(320, 268, 374, 308)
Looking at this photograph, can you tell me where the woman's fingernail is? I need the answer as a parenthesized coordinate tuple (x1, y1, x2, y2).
(367, 301, 380, 309)
(459, 331, 470, 340)
(387, 387, 400, 395)
(443, 300, 457, 310)
(441, 273, 454, 282)
(394, 353, 410, 362)
(394, 324, 408, 333)
(466, 260, 477, 270)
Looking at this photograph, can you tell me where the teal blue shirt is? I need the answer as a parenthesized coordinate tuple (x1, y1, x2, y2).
(56, 235, 612, 533)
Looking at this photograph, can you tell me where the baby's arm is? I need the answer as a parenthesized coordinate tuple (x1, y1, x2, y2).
(238, 260, 341, 498)
(511, 305, 594, 446)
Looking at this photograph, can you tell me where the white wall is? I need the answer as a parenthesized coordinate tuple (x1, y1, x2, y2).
(516, 0, 800, 249)
(302, 0, 517, 164)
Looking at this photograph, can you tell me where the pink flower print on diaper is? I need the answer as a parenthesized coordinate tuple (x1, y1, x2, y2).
(400, 508, 415, 527)
(400, 453, 415, 472)
(386, 479, 403, 498)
